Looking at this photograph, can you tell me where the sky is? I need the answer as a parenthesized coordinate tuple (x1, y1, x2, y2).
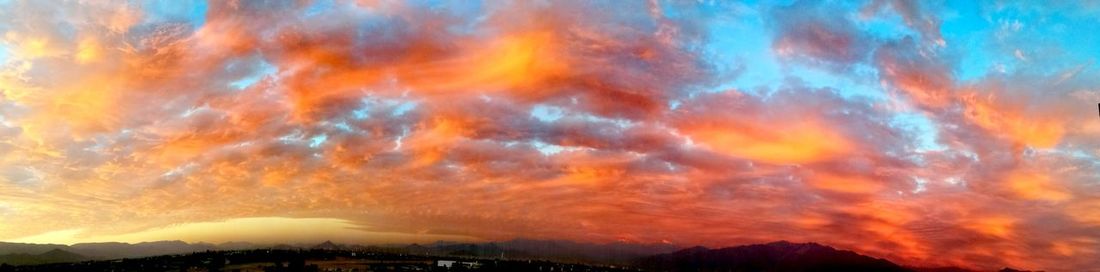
(0, 0, 1099, 270)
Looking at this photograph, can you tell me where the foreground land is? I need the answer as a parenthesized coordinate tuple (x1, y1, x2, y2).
(0, 249, 639, 272)
(0, 240, 1032, 271)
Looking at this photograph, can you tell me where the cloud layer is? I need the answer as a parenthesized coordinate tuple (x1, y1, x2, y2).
(1, 1, 1099, 270)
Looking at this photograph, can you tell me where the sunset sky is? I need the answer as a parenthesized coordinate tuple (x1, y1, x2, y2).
(1, 0, 1099, 270)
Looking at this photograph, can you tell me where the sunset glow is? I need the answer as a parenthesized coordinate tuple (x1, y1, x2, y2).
(2, 1, 1100, 271)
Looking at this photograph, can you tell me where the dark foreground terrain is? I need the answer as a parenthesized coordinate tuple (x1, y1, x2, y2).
(0, 240, 1035, 272)
(0, 249, 640, 272)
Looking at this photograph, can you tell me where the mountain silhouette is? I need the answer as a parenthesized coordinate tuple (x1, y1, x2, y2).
(997, 268, 1041, 272)
(0, 242, 73, 256)
(404, 243, 431, 255)
(0, 248, 84, 266)
(911, 267, 981, 272)
(0, 240, 230, 263)
(312, 240, 342, 250)
(638, 241, 912, 272)
(34, 249, 83, 262)
(69, 240, 216, 259)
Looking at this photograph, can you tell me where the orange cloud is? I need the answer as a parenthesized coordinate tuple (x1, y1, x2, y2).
(406, 31, 570, 94)
(959, 92, 1065, 148)
(805, 172, 886, 194)
(1003, 169, 1070, 202)
(874, 38, 954, 108)
(964, 216, 1017, 238)
(683, 120, 852, 164)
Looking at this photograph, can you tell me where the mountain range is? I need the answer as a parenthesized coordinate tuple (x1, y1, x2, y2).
(639, 241, 911, 272)
(0, 240, 218, 261)
(0, 248, 84, 266)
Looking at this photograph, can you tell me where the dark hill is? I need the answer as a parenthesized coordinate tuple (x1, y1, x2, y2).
(911, 267, 981, 272)
(35, 249, 83, 262)
(312, 240, 342, 250)
(69, 240, 215, 259)
(638, 241, 912, 272)
(0, 242, 67, 255)
(0, 248, 85, 266)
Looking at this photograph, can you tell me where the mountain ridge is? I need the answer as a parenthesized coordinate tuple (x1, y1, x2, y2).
(640, 241, 921, 272)
(0, 248, 84, 266)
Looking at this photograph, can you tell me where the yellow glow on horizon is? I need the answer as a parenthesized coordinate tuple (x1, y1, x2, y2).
(3, 217, 481, 245)
(6, 229, 85, 245)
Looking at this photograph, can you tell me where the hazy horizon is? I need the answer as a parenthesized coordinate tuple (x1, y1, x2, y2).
(2, 217, 485, 246)
(2, 1, 1099, 271)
